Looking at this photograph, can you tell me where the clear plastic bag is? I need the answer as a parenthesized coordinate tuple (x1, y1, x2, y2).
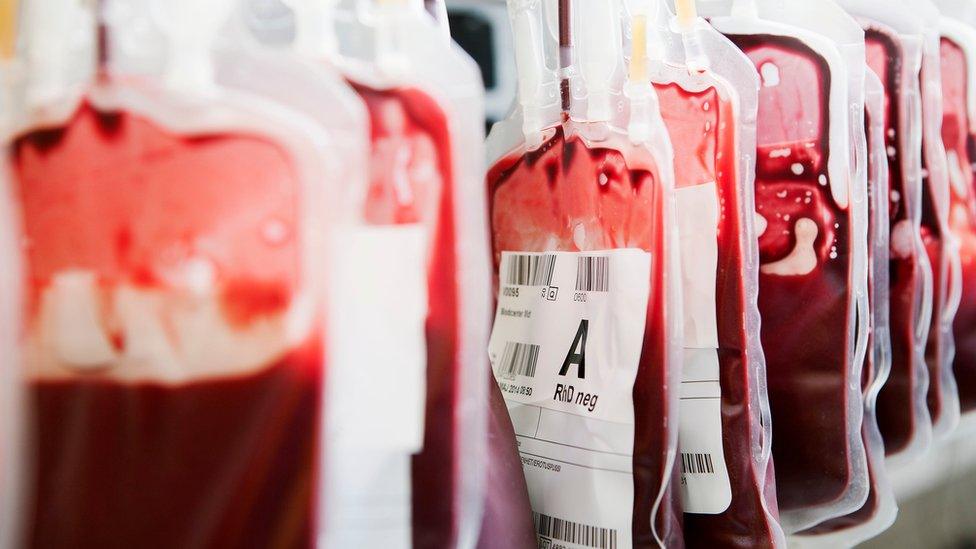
(5, 0, 345, 545)
(702, 0, 871, 532)
(409, 9, 539, 549)
(934, 0, 976, 417)
(330, 2, 492, 547)
(910, 0, 962, 439)
(485, 0, 682, 546)
(649, 2, 784, 546)
(792, 68, 898, 547)
(844, 2, 936, 467)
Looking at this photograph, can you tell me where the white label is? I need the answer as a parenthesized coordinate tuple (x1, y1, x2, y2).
(675, 183, 732, 514)
(678, 349, 732, 514)
(324, 224, 428, 548)
(489, 249, 651, 549)
(329, 225, 428, 450)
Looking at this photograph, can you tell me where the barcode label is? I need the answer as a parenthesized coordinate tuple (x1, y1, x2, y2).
(505, 254, 557, 287)
(680, 452, 716, 475)
(534, 512, 618, 549)
(575, 256, 610, 292)
(498, 341, 540, 379)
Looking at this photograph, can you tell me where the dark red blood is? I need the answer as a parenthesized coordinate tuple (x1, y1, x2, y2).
(487, 126, 678, 547)
(727, 34, 859, 512)
(801, 97, 888, 535)
(864, 30, 931, 456)
(653, 82, 781, 547)
(348, 82, 467, 549)
(29, 343, 322, 549)
(475, 371, 537, 549)
(940, 38, 976, 413)
(11, 103, 322, 548)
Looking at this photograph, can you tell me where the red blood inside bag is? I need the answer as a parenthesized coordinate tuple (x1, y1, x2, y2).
(654, 82, 781, 547)
(726, 34, 859, 512)
(940, 37, 976, 414)
(801, 102, 888, 535)
(349, 82, 475, 549)
(12, 103, 323, 549)
(919, 73, 954, 429)
(864, 30, 930, 455)
(486, 125, 677, 547)
(475, 373, 536, 549)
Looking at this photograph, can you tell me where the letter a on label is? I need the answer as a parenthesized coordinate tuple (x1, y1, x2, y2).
(559, 319, 588, 378)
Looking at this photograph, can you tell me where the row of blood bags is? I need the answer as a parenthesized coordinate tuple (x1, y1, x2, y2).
(484, 0, 976, 547)
(0, 0, 547, 547)
(1, 0, 974, 546)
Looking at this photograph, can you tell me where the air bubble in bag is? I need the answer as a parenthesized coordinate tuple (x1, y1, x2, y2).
(852, 8, 935, 464)
(647, 2, 785, 547)
(792, 69, 898, 547)
(704, 0, 871, 532)
(486, 0, 682, 546)
(935, 0, 976, 416)
(7, 0, 344, 546)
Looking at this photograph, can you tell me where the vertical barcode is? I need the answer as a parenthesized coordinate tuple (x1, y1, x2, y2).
(505, 254, 557, 286)
(680, 452, 716, 475)
(575, 256, 609, 292)
(533, 512, 617, 549)
(499, 341, 541, 379)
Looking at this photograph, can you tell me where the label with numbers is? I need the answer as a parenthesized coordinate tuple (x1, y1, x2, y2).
(489, 249, 651, 549)
(675, 182, 732, 514)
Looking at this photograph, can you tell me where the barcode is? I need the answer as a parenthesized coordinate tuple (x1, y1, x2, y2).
(680, 452, 716, 475)
(575, 256, 609, 292)
(499, 341, 541, 379)
(533, 512, 617, 549)
(505, 254, 557, 286)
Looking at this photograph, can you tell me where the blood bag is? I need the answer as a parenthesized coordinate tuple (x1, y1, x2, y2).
(848, 5, 936, 465)
(704, 0, 872, 532)
(6, 0, 347, 545)
(486, 0, 682, 546)
(910, 0, 962, 439)
(647, 1, 785, 546)
(331, 1, 493, 547)
(934, 0, 976, 417)
(792, 67, 898, 547)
